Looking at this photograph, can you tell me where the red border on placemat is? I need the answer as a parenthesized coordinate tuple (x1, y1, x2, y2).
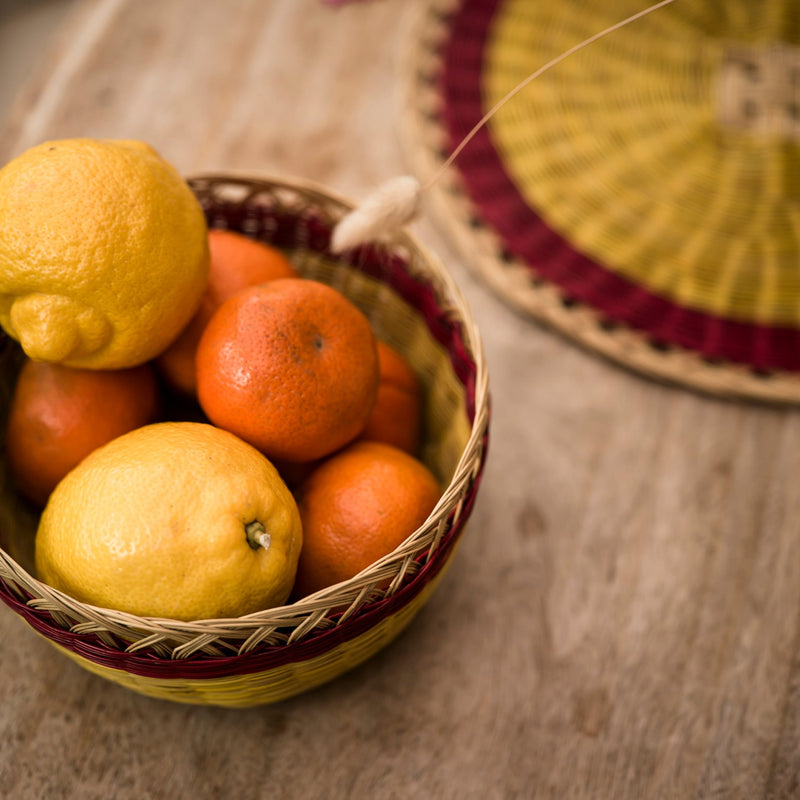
(439, 0, 800, 373)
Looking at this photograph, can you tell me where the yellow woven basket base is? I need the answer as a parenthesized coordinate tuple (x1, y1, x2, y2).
(43, 560, 451, 707)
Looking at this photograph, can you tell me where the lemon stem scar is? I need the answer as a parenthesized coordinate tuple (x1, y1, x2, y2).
(245, 520, 271, 552)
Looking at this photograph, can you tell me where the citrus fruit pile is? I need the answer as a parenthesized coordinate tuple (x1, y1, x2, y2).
(0, 138, 440, 622)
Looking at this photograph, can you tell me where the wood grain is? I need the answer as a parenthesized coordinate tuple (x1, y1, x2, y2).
(1, 1, 800, 797)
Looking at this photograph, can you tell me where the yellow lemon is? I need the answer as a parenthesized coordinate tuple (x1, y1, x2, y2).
(0, 138, 209, 369)
(35, 422, 303, 621)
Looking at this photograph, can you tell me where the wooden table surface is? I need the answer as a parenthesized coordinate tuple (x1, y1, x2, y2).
(2, 1, 800, 798)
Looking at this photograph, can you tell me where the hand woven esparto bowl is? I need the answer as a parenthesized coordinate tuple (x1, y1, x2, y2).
(0, 174, 489, 708)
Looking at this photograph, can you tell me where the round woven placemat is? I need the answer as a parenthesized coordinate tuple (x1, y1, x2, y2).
(401, 0, 800, 404)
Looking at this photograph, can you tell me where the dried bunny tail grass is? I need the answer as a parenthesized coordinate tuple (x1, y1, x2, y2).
(330, 175, 421, 253)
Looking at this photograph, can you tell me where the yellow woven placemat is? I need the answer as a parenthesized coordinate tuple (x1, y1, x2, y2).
(401, 0, 800, 404)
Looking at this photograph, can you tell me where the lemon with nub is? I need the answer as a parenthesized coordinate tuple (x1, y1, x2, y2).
(35, 422, 303, 621)
(0, 138, 209, 368)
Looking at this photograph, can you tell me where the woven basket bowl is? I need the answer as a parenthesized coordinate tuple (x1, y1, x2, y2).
(0, 174, 489, 708)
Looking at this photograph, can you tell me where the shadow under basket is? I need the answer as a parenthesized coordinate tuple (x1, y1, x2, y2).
(0, 174, 490, 708)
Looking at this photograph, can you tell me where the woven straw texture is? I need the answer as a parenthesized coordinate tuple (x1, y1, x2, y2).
(402, 0, 800, 404)
(0, 174, 489, 708)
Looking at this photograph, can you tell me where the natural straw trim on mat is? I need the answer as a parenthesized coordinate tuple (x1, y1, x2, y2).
(400, 0, 800, 405)
(0, 175, 489, 706)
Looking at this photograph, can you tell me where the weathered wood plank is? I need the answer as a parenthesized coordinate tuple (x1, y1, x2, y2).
(1, 1, 799, 797)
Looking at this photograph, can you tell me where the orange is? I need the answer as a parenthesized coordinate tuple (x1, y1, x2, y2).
(196, 278, 380, 463)
(359, 340, 422, 455)
(292, 441, 441, 598)
(5, 359, 161, 507)
(157, 229, 297, 395)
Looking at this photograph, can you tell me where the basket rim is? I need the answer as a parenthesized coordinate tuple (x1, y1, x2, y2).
(0, 172, 490, 659)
